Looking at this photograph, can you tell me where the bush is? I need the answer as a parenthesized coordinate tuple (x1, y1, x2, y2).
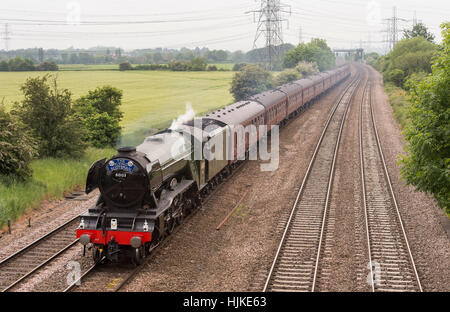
(404, 72, 428, 91)
(134, 64, 169, 70)
(232, 63, 247, 71)
(12, 75, 86, 158)
(276, 69, 301, 86)
(170, 61, 191, 71)
(119, 62, 133, 71)
(207, 65, 218, 71)
(189, 57, 207, 71)
(0, 108, 38, 180)
(74, 86, 123, 147)
(295, 61, 319, 77)
(37, 61, 58, 71)
(230, 65, 273, 101)
(384, 69, 405, 87)
(400, 22, 450, 214)
(83, 112, 121, 148)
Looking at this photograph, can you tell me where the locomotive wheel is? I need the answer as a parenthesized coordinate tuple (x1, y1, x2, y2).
(132, 247, 144, 266)
(165, 206, 176, 235)
(172, 195, 184, 225)
(92, 248, 102, 263)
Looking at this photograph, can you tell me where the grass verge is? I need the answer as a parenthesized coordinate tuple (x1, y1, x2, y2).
(0, 147, 115, 228)
(384, 83, 411, 129)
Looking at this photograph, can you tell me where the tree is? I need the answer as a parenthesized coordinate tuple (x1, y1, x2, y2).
(400, 22, 450, 214)
(403, 22, 435, 43)
(74, 86, 123, 147)
(283, 38, 335, 71)
(38, 48, 44, 62)
(275, 69, 301, 86)
(12, 75, 86, 157)
(0, 60, 9, 71)
(230, 65, 273, 101)
(0, 107, 38, 180)
(189, 57, 207, 71)
(8, 57, 35, 71)
(378, 37, 437, 87)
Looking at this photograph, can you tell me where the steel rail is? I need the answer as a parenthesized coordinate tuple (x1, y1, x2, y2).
(263, 71, 360, 292)
(363, 72, 422, 292)
(358, 77, 375, 292)
(311, 73, 363, 292)
(0, 212, 81, 266)
(0, 212, 84, 292)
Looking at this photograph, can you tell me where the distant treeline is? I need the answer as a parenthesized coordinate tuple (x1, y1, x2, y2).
(0, 57, 58, 72)
(119, 58, 229, 72)
(0, 44, 295, 68)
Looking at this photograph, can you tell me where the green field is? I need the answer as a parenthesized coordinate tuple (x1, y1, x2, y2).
(0, 70, 235, 137)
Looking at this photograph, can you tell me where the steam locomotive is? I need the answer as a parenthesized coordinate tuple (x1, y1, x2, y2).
(76, 65, 350, 264)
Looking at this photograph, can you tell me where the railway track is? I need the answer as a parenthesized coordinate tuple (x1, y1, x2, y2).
(0, 214, 82, 292)
(263, 71, 361, 292)
(359, 72, 422, 292)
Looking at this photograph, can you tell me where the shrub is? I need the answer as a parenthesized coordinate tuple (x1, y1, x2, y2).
(119, 62, 133, 71)
(12, 75, 86, 158)
(83, 112, 121, 148)
(170, 61, 191, 71)
(232, 63, 247, 71)
(276, 69, 301, 86)
(74, 86, 123, 147)
(230, 65, 273, 101)
(207, 65, 218, 71)
(189, 57, 207, 71)
(134, 64, 169, 70)
(384, 69, 405, 87)
(0, 108, 38, 180)
(295, 61, 319, 77)
(37, 61, 58, 71)
(400, 22, 450, 214)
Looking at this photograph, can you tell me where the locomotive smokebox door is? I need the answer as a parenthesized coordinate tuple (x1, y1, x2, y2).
(86, 158, 106, 194)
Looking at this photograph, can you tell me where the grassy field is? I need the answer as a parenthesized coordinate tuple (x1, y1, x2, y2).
(0, 70, 235, 136)
(0, 69, 235, 227)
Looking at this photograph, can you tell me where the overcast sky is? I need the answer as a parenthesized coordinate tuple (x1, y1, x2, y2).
(0, 0, 448, 53)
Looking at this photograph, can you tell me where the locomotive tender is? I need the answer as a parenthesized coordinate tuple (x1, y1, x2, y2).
(76, 65, 351, 264)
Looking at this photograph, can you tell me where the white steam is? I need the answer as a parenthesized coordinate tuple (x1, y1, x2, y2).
(169, 102, 196, 130)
